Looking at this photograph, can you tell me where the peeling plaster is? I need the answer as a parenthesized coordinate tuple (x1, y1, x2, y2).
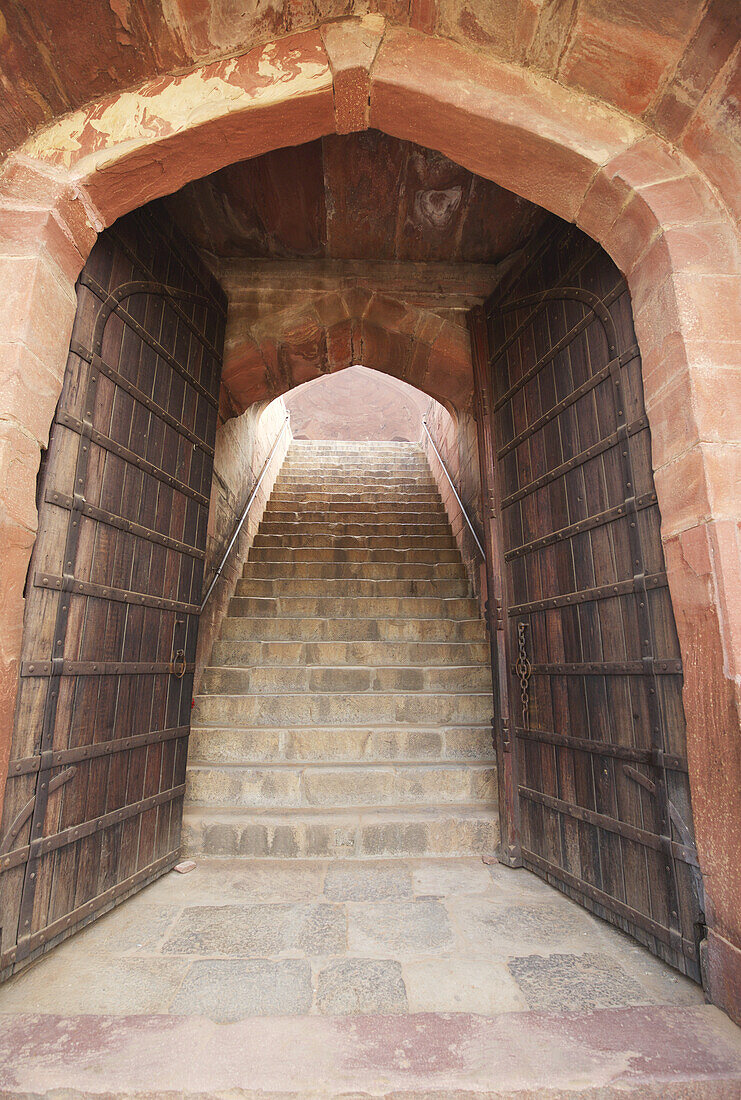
(22, 42, 332, 171)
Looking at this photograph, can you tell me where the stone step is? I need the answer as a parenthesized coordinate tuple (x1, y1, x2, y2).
(200, 663, 492, 696)
(268, 492, 442, 506)
(263, 508, 446, 523)
(258, 521, 452, 538)
(227, 595, 480, 619)
(280, 468, 430, 480)
(185, 761, 498, 808)
(192, 691, 493, 728)
(289, 442, 420, 452)
(281, 459, 428, 471)
(187, 724, 494, 763)
(180, 803, 500, 858)
(251, 534, 457, 549)
(275, 466, 433, 479)
(232, 577, 471, 598)
(218, 616, 487, 642)
(246, 546, 463, 563)
(274, 477, 438, 491)
(241, 560, 467, 580)
(278, 471, 431, 484)
(210, 639, 489, 666)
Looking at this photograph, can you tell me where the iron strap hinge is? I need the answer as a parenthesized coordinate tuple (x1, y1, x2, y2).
(21, 659, 196, 678)
(485, 598, 505, 633)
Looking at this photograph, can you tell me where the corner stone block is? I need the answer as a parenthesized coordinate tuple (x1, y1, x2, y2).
(0, 420, 43, 534)
(702, 442, 741, 521)
(0, 251, 77, 382)
(0, 343, 67, 449)
(652, 444, 711, 538)
(0, 156, 98, 279)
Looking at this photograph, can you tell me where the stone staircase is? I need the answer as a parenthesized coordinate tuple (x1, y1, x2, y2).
(182, 439, 498, 859)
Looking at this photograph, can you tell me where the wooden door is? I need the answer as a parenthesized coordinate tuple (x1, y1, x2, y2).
(478, 223, 704, 979)
(0, 207, 225, 976)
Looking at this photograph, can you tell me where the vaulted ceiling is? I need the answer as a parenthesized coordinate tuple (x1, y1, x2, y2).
(157, 131, 550, 417)
(162, 131, 547, 264)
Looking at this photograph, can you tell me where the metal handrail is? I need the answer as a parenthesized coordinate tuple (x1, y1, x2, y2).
(199, 415, 290, 613)
(421, 418, 485, 560)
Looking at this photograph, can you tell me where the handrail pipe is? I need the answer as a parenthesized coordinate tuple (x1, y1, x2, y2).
(421, 418, 485, 560)
(199, 415, 290, 613)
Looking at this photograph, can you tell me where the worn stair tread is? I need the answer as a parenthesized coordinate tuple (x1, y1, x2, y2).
(183, 802, 500, 820)
(186, 439, 496, 860)
(190, 722, 493, 733)
(186, 759, 498, 770)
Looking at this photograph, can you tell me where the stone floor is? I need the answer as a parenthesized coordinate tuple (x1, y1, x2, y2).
(2, 857, 741, 1097)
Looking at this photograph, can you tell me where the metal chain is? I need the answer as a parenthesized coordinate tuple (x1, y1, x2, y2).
(515, 621, 532, 729)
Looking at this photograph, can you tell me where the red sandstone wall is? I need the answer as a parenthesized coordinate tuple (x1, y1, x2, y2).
(195, 397, 291, 689)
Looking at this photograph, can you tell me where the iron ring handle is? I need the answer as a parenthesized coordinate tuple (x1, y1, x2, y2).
(171, 649, 187, 679)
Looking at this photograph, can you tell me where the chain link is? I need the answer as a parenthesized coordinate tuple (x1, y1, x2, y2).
(515, 621, 532, 729)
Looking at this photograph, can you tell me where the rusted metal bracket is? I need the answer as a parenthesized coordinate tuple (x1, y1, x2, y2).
(505, 492, 658, 561)
(1, 849, 180, 972)
(497, 360, 614, 459)
(91, 355, 214, 457)
(515, 726, 688, 771)
(0, 768, 76, 855)
(520, 786, 697, 870)
(55, 410, 209, 506)
(33, 572, 200, 615)
(78, 274, 219, 408)
(516, 658, 683, 676)
(21, 660, 195, 678)
(4, 725, 189, 779)
(28, 784, 185, 859)
(45, 489, 206, 561)
(509, 571, 668, 616)
(623, 764, 657, 795)
(501, 415, 648, 510)
(523, 847, 696, 960)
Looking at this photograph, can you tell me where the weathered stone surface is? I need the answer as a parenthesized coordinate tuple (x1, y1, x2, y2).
(347, 900, 453, 955)
(403, 956, 527, 1014)
(452, 899, 601, 956)
(162, 903, 346, 957)
(169, 959, 312, 1020)
(0, 954, 189, 1015)
(324, 861, 414, 901)
(316, 958, 408, 1014)
(507, 952, 649, 1011)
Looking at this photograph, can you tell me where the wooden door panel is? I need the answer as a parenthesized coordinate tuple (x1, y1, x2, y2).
(481, 224, 703, 978)
(0, 208, 225, 977)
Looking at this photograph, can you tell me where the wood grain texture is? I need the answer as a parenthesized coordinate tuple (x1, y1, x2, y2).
(0, 208, 225, 978)
(482, 224, 703, 981)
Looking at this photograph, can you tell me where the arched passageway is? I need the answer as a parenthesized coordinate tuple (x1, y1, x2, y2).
(0, 16, 739, 1026)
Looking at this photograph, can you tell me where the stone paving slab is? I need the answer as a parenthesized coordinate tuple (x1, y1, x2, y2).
(161, 902, 347, 957)
(0, 857, 734, 1094)
(0, 858, 705, 1021)
(1, 1006, 740, 1097)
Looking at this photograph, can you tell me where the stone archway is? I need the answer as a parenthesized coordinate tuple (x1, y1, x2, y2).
(220, 288, 474, 414)
(0, 18, 739, 1019)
